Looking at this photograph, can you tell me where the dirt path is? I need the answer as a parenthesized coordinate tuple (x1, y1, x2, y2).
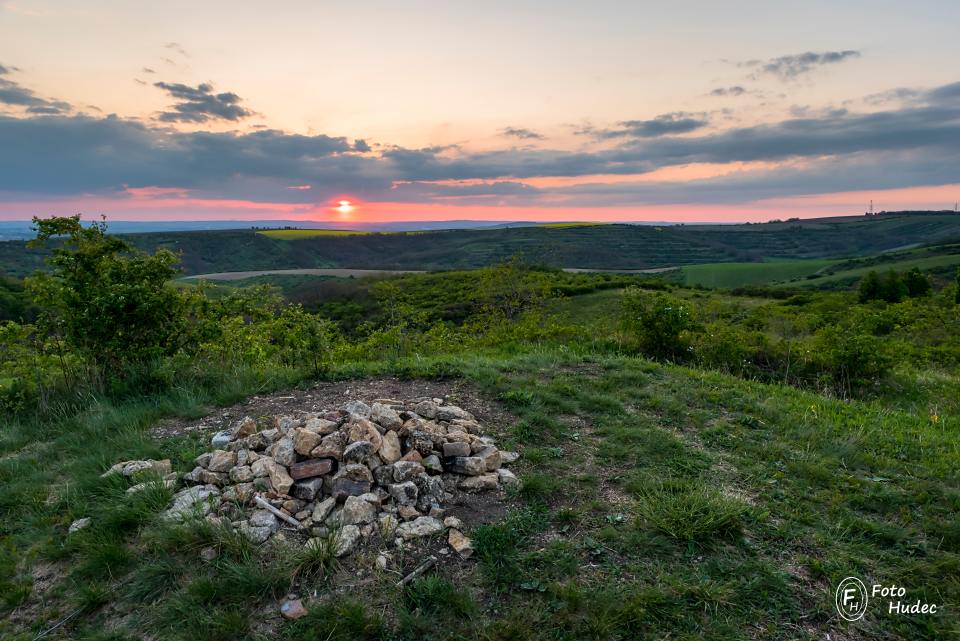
(180, 268, 427, 281)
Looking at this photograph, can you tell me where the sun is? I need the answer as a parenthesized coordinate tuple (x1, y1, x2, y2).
(335, 199, 354, 215)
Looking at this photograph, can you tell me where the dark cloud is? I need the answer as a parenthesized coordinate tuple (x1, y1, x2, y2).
(709, 86, 747, 97)
(153, 81, 254, 123)
(587, 113, 709, 139)
(742, 50, 861, 80)
(0, 64, 71, 114)
(3, 77, 960, 209)
(501, 127, 545, 140)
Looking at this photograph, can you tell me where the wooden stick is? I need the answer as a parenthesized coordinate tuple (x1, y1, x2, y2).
(254, 495, 306, 530)
(396, 555, 437, 587)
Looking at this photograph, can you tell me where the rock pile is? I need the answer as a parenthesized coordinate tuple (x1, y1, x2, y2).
(164, 397, 519, 557)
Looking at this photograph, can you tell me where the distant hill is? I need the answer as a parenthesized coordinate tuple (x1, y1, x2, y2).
(2, 211, 959, 278)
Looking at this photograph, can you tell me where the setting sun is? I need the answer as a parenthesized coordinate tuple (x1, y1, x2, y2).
(335, 199, 354, 215)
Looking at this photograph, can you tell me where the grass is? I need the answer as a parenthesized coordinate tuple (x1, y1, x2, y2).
(2, 344, 959, 638)
(678, 259, 838, 287)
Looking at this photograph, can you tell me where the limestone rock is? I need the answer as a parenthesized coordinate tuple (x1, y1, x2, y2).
(293, 428, 323, 456)
(341, 400, 371, 419)
(448, 528, 473, 558)
(442, 442, 471, 458)
(446, 456, 485, 476)
(414, 400, 438, 419)
(313, 497, 336, 522)
(459, 473, 499, 492)
(370, 403, 403, 430)
(207, 450, 237, 473)
(379, 430, 402, 464)
(396, 516, 444, 540)
(334, 524, 362, 556)
(164, 485, 221, 521)
(341, 495, 377, 525)
(497, 468, 519, 486)
(271, 436, 297, 467)
(68, 517, 91, 534)
(388, 481, 419, 506)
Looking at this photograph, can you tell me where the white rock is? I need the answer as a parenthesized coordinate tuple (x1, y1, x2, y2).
(334, 525, 362, 556)
(341, 495, 377, 525)
(396, 516, 444, 540)
(68, 517, 91, 534)
(164, 485, 221, 522)
(497, 469, 519, 486)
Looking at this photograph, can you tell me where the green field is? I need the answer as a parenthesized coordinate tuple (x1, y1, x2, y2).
(677, 259, 838, 287)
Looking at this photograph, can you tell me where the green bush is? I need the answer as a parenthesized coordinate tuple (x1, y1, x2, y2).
(27, 216, 186, 370)
(621, 289, 695, 361)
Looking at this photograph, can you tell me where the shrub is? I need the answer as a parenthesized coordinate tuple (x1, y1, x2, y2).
(27, 216, 186, 371)
(621, 289, 695, 361)
(813, 324, 894, 394)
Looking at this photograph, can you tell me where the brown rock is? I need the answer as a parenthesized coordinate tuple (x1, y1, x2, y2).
(448, 528, 474, 558)
(400, 450, 423, 463)
(288, 458, 334, 480)
(293, 429, 323, 456)
(280, 598, 308, 620)
(442, 442, 471, 458)
(206, 450, 237, 473)
(304, 417, 338, 435)
(379, 430, 402, 464)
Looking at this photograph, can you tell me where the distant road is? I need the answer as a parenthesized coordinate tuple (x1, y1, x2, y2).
(181, 266, 678, 281)
(180, 268, 426, 281)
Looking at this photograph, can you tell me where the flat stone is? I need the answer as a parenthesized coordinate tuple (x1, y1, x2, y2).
(250, 456, 275, 477)
(68, 517, 91, 534)
(293, 429, 323, 456)
(234, 416, 258, 439)
(444, 516, 464, 530)
(500, 451, 521, 464)
(379, 431, 402, 464)
(341, 495, 377, 525)
(304, 417, 338, 435)
(280, 598, 308, 620)
(396, 516, 444, 540)
(445, 456, 485, 476)
(288, 458, 334, 480)
(334, 524, 361, 556)
(436, 405, 473, 422)
(448, 528, 473, 558)
(459, 473, 499, 492)
(442, 442, 471, 458)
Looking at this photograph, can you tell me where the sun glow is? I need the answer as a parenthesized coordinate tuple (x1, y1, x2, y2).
(335, 199, 355, 216)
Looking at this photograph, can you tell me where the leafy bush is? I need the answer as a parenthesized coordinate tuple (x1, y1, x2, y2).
(813, 324, 894, 394)
(621, 289, 695, 361)
(27, 216, 186, 369)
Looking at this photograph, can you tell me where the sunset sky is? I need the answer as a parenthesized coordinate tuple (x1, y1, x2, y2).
(2, 0, 959, 223)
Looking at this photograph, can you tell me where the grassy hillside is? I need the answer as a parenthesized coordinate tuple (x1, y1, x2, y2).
(3, 212, 959, 278)
(2, 220, 959, 640)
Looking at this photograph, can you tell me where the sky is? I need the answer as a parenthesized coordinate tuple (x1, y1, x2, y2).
(1, 0, 959, 224)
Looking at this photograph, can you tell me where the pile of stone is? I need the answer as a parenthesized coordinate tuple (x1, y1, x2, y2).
(163, 397, 519, 557)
